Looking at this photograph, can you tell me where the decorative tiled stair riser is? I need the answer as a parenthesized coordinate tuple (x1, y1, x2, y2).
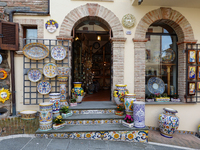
(35, 102, 149, 143)
(36, 130, 148, 142)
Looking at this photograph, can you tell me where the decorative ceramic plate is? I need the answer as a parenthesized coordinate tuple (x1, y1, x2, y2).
(161, 48, 175, 63)
(147, 77, 165, 94)
(57, 67, 70, 76)
(27, 68, 42, 82)
(0, 54, 2, 64)
(43, 62, 57, 78)
(51, 45, 67, 60)
(37, 81, 51, 94)
(23, 43, 49, 60)
(122, 14, 136, 28)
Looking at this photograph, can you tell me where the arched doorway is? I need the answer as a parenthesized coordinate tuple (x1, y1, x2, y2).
(56, 3, 126, 102)
(133, 7, 197, 101)
(72, 17, 111, 101)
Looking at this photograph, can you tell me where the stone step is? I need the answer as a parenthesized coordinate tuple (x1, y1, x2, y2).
(63, 114, 125, 125)
(35, 124, 149, 143)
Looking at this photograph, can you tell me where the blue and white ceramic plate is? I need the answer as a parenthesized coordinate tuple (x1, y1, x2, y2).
(0, 54, 2, 64)
(147, 77, 165, 94)
(161, 48, 175, 63)
(43, 62, 57, 78)
(27, 68, 42, 82)
(37, 81, 51, 95)
(51, 45, 67, 61)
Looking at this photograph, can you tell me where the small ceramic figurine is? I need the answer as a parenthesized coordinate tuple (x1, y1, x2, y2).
(45, 19, 59, 33)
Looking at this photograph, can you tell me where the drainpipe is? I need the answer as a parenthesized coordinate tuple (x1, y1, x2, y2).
(8, 0, 50, 116)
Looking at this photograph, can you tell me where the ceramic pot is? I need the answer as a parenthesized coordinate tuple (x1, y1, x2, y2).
(133, 101, 145, 128)
(20, 110, 37, 120)
(49, 93, 61, 111)
(61, 110, 73, 119)
(39, 102, 53, 131)
(113, 84, 129, 105)
(124, 93, 136, 115)
(58, 76, 69, 107)
(122, 120, 134, 128)
(158, 108, 179, 138)
(52, 111, 60, 119)
(71, 82, 84, 104)
(53, 122, 65, 130)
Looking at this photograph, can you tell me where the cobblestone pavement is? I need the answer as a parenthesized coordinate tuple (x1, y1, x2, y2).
(149, 130, 200, 149)
(0, 134, 198, 150)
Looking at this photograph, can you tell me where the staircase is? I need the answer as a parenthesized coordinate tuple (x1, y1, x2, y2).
(35, 101, 149, 143)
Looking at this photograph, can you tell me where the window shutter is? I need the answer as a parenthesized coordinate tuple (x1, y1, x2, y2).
(0, 20, 19, 51)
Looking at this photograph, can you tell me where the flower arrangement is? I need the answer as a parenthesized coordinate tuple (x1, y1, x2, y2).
(59, 106, 70, 114)
(70, 98, 76, 103)
(53, 115, 63, 125)
(70, 98, 77, 107)
(116, 103, 125, 111)
(172, 93, 179, 99)
(124, 114, 134, 123)
(155, 93, 161, 98)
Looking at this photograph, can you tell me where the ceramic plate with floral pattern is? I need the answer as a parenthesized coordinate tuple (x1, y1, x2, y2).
(51, 45, 67, 60)
(27, 68, 42, 82)
(57, 67, 70, 76)
(23, 43, 49, 60)
(147, 77, 165, 94)
(43, 62, 57, 78)
(37, 80, 51, 94)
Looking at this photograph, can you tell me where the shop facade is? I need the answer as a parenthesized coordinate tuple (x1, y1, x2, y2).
(0, 0, 200, 132)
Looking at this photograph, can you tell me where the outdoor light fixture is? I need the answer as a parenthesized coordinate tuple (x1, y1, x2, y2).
(97, 35, 101, 41)
(75, 37, 79, 41)
(138, 0, 143, 5)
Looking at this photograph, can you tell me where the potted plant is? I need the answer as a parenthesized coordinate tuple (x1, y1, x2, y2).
(145, 94, 154, 102)
(70, 98, 77, 107)
(59, 106, 73, 119)
(122, 114, 134, 128)
(53, 115, 65, 130)
(171, 93, 180, 102)
(115, 103, 125, 116)
(155, 93, 170, 102)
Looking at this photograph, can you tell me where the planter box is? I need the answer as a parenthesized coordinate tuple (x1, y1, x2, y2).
(155, 97, 170, 102)
(122, 120, 134, 128)
(70, 102, 77, 107)
(115, 111, 124, 116)
(61, 110, 73, 119)
(53, 122, 65, 130)
(171, 98, 181, 102)
(146, 99, 154, 102)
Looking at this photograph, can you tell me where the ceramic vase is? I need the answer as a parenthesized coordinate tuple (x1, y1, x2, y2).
(71, 82, 84, 104)
(49, 93, 61, 111)
(124, 93, 136, 116)
(158, 108, 179, 138)
(133, 101, 145, 128)
(58, 76, 69, 107)
(113, 84, 129, 105)
(39, 102, 53, 131)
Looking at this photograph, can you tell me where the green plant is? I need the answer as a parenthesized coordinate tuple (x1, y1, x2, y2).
(155, 93, 161, 98)
(162, 93, 168, 97)
(116, 103, 125, 111)
(59, 106, 70, 114)
(70, 98, 76, 103)
(147, 94, 154, 99)
(53, 115, 63, 125)
(173, 93, 179, 99)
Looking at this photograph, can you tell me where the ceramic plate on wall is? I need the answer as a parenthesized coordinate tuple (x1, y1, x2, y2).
(27, 68, 42, 82)
(147, 77, 165, 94)
(37, 81, 51, 94)
(57, 67, 70, 76)
(43, 62, 57, 78)
(23, 43, 49, 60)
(0, 54, 2, 64)
(161, 48, 175, 63)
(51, 45, 67, 60)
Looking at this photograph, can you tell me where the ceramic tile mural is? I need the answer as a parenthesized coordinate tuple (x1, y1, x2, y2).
(64, 119, 123, 125)
(36, 130, 148, 142)
(72, 109, 115, 114)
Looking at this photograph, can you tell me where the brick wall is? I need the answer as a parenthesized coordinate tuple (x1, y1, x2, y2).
(133, 7, 196, 101)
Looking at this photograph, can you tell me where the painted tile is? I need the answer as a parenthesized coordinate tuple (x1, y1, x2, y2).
(94, 120, 103, 124)
(84, 132, 95, 140)
(73, 110, 80, 114)
(104, 120, 112, 124)
(69, 132, 84, 139)
(84, 120, 93, 125)
(112, 119, 121, 124)
(105, 109, 115, 114)
(76, 120, 83, 125)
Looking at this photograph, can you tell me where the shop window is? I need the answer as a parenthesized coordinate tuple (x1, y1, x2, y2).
(23, 26, 37, 44)
(145, 25, 178, 101)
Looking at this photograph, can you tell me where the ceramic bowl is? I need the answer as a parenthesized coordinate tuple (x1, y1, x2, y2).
(20, 110, 37, 120)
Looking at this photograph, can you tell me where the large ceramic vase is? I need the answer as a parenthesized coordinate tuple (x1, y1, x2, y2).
(133, 101, 145, 128)
(124, 93, 136, 116)
(57, 76, 69, 107)
(39, 102, 53, 131)
(71, 82, 84, 104)
(158, 108, 179, 138)
(49, 93, 61, 111)
(113, 84, 129, 105)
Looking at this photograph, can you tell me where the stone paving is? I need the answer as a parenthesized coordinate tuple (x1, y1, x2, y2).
(149, 130, 200, 149)
(0, 135, 197, 150)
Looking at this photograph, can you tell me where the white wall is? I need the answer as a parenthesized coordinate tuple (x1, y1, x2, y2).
(13, 0, 200, 131)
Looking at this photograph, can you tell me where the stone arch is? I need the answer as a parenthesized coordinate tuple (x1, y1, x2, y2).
(58, 3, 124, 38)
(57, 3, 126, 101)
(133, 7, 197, 101)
